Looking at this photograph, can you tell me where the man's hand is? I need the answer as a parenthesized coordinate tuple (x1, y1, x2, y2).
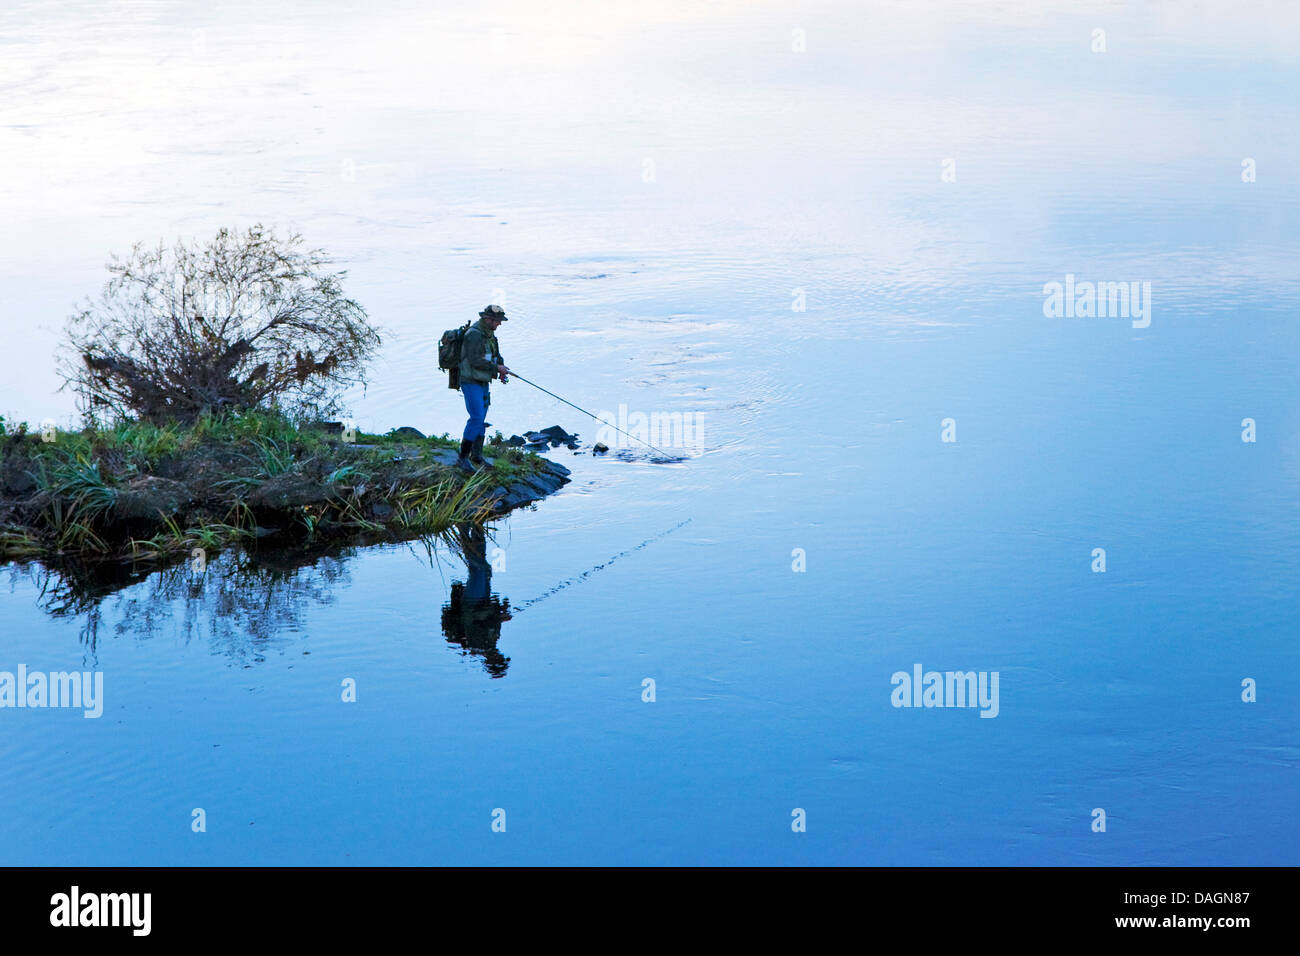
(497, 364, 510, 383)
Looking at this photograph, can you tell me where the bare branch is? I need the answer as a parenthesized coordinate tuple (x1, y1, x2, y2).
(57, 225, 382, 423)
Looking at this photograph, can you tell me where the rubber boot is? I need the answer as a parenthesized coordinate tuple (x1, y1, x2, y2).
(456, 438, 475, 474)
(470, 435, 487, 466)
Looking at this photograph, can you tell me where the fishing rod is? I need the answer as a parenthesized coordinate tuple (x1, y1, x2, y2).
(505, 370, 678, 459)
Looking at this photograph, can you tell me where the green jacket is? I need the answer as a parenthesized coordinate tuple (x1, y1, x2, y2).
(458, 319, 504, 386)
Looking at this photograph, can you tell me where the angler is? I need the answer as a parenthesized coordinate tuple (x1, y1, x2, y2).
(437, 303, 678, 466)
(451, 304, 511, 474)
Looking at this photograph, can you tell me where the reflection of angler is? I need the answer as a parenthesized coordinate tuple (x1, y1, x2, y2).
(440, 524, 513, 678)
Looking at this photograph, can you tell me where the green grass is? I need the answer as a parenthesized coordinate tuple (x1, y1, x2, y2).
(22, 447, 121, 553)
(0, 526, 42, 557)
(190, 408, 300, 445)
(2, 408, 548, 562)
(394, 470, 499, 531)
(246, 436, 297, 477)
(106, 418, 184, 465)
(127, 515, 255, 561)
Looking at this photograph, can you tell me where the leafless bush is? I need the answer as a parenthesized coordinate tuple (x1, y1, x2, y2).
(60, 225, 381, 423)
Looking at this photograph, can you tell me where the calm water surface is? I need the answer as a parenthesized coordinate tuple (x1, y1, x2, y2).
(1, 0, 1297, 864)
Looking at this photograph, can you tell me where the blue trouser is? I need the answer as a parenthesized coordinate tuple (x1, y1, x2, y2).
(461, 382, 490, 442)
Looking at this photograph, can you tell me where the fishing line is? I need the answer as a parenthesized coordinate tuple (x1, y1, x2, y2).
(511, 518, 692, 613)
(507, 370, 678, 459)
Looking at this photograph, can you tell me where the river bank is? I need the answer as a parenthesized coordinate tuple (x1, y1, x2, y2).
(0, 411, 569, 563)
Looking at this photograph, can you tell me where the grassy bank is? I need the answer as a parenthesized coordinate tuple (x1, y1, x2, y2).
(0, 410, 565, 562)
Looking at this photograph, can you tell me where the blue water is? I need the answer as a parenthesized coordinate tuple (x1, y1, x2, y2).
(1, 0, 1297, 865)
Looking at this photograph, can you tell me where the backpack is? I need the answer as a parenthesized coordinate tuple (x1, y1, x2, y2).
(438, 321, 472, 389)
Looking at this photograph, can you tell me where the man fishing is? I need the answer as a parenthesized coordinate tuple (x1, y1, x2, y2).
(442, 302, 676, 467)
(456, 304, 510, 473)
